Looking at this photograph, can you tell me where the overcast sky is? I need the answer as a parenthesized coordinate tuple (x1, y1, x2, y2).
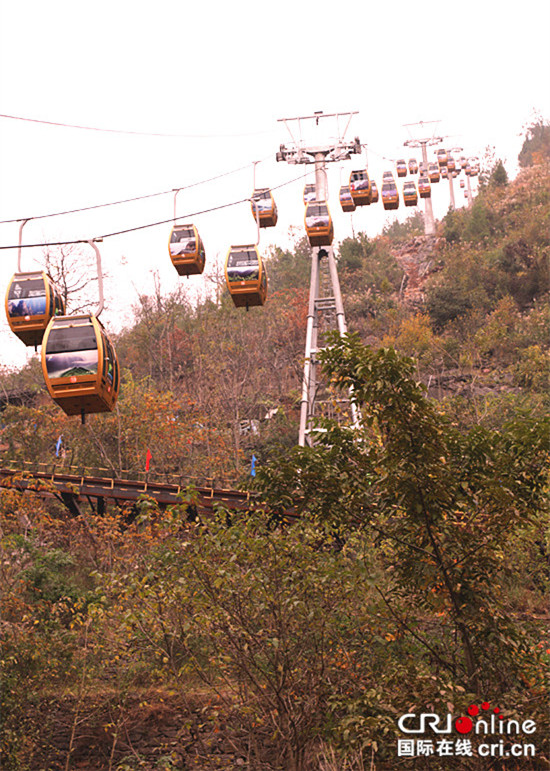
(1, 0, 549, 369)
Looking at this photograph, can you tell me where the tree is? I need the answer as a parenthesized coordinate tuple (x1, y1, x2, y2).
(338, 233, 371, 272)
(338, 232, 404, 297)
(426, 285, 473, 330)
(478, 144, 498, 188)
(264, 234, 311, 293)
(257, 333, 549, 696)
(518, 118, 550, 167)
(118, 275, 195, 391)
(381, 211, 424, 240)
(489, 159, 508, 186)
(442, 207, 464, 244)
(477, 145, 508, 189)
(43, 244, 103, 314)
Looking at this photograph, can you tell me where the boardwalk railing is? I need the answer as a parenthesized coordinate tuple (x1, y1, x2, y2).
(0, 461, 253, 515)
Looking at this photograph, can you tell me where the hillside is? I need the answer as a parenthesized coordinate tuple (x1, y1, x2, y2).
(0, 156, 549, 770)
(2, 162, 548, 479)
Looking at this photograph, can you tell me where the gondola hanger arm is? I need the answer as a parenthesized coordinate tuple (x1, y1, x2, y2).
(173, 188, 185, 222)
(252, 160, 260, 191)
(17, 218, 31, 272)
(249, 197, 260, 247)
(88, 239, 104, 318)
(250, 161, 262, 245)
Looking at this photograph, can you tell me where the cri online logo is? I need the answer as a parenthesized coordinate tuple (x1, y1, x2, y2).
(398, 702, 536, 736)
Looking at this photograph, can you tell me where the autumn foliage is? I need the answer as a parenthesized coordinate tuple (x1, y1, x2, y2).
(0, 134, 548, 770)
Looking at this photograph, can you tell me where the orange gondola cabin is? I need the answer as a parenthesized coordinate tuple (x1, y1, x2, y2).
(437, 148, 448, 167)
(381, 179, 399, 210)
(440, 166, 449, 179)
(403, 180, 418, 207)
(418, 175, 431, 198)
(396, 159, 407, 178)
(225, 246, 267, 309)
(349, 170, 372, 206)
(41, 314, 120, 418)
(339, 185, 356, 212)
(370, 180, 379, 203)
(251, 188, 278, 228)
(5, 271, 65, 348)
(408, 158, 418, 174)
(305, 201, 334, 246)
(169, 224, 206, 276)
(428, 163, 440, 183)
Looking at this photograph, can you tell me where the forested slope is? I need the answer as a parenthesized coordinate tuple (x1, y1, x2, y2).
(2, 160, 547, 477)
(0, 148, 548, 770)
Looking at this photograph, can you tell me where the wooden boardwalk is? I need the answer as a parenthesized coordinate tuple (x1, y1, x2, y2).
(0, 462, 253, 517)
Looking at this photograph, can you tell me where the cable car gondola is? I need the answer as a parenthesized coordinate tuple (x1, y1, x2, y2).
(396, 159, 407, 178)
(460, 179, 465, 189)
(408, 158, 418, 174)
(402, 180, 418, 207)
(304, 201, 334, 246)
(303, 183, 316, 204)
(440, 166, 448, 179)
(370, 180, 379, 203)
(251, 188, 278, 228)
(349, 170, 372, 206)
(339, 185, 356, 212)
(381, 180, 399, 210)
(41, 314, 119, 419)
(225, 246, 268, 309)
(436, 148, 448, 167)
(39, 240, 119, 422)
(428, 163, 440, 183)
(5, 271, 65, 348)
(447, 155, 456, 173)
(168, 224, 206, 276)
(418, 175, 431, 198)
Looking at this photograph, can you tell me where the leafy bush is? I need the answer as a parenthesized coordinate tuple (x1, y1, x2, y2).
(426, 286, 473, 330)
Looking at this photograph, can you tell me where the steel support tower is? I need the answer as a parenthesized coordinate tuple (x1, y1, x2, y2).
(276, 111, 362, 446)
(403, 121, 444, 236)
(445, 145, 464, 211)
